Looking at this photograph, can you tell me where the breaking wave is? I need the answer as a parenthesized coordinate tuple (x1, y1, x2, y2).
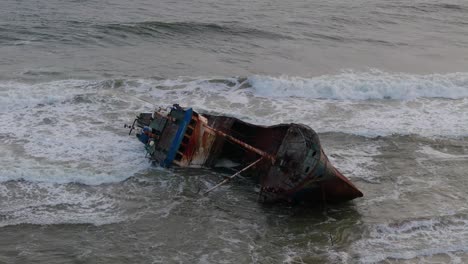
(98, 71, 468, 101)
(0, 80, 150, 185)
(116, 71, 468, 138)
(247, 71, 468, 100)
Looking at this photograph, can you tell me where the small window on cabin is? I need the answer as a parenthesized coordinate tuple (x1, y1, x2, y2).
(305, 166, 310, 173)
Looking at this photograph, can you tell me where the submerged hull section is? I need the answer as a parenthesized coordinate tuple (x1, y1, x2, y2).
(132, 105, 363, 203)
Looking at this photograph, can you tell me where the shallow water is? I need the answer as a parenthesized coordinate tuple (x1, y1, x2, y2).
(1, 0, 468, 263)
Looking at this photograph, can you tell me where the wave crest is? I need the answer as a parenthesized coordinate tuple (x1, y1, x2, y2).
(247, 71, 468, 100)
(97, 20, 290, 40)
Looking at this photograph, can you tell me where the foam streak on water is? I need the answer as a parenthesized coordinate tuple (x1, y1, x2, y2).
(348, 214, 468, 263)
(0, 181, 126, 227)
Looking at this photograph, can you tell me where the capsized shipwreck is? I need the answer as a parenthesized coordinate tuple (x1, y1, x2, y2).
(127, 104, 363, 203)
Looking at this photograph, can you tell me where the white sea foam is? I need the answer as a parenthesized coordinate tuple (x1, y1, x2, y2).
(248, 71, 468, 100)
(118, 71, 468, 101)
(326, 250, 350, 264)
(0, 80, 149, 185)
(348, 215, 468, 263)
(282, 249, 306, 264)
(326, 143, 381, 182)
(417, 145, 468, 160)
(0, 181, 125, 227)
(121, 73, 468, 138)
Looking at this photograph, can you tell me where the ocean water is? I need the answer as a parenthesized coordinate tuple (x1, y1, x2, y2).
(1, 0, 468, 263)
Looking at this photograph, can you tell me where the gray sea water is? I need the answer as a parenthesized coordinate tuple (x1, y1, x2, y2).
(1, 0, 468, 263)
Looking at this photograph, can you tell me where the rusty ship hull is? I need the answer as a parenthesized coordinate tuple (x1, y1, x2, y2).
(131, 104, 363, 203)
